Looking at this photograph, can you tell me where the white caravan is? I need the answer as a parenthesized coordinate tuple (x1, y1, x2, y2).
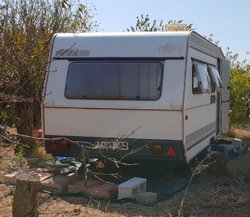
(42, 31, 230, 163)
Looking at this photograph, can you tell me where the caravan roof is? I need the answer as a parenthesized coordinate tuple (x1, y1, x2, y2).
(50, 31, 224, 60)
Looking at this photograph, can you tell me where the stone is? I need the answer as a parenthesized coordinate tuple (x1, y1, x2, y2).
(93, 183, 118, 199)
(41, 174, 77, 193)
(1, 171, 19, 185)
(136, 192, 158, 205)
(118, 177, 146, 199)
(68, 178, 102, 196)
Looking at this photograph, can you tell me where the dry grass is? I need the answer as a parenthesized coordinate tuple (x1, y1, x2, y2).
(0, 127, 249, 217)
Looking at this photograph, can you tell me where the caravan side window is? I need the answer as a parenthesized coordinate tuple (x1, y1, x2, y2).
(65, 60, 163, 100)
(208, 65, 223, 91)
(192, 61, 212, 94)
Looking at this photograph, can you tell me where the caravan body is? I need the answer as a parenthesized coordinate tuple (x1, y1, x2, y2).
(42, 31, 230, 163)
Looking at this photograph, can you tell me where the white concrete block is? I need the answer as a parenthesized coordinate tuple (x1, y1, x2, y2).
(118, 177, 146, 199)
(136, 192, 157, 205)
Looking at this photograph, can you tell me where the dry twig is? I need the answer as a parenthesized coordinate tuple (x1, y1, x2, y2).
(177, 152, 216, 217)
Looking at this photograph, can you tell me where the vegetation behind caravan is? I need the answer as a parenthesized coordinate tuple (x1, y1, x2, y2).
(224, 48, 250, 126)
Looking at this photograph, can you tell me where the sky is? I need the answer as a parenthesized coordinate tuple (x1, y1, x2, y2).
(87, 0, 250, 63)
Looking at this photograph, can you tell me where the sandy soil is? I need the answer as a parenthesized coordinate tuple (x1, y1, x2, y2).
(0, 127, 250, 217)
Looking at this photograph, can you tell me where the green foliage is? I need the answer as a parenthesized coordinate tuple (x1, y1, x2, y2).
(205, 33, 220, 46)
(0, 0, 98, 133)
(0, 104, 14, 126)
(226, 47, 250, 69)
(230, 64, 250, 125)
(0, 0, 98, 157)
(126, 14, 193, 32)
(225, 47, 250, 125)
(126, 14, 164, 32)
(8, 151, 29, 170)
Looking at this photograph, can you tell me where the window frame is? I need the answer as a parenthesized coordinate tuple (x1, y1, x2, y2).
(64, 59, 164, 101)
(208, 65, 223, 91)
(192, 61, 212, 94)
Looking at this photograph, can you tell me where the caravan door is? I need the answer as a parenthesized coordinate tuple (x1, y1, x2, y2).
(220, 59, 230, 133)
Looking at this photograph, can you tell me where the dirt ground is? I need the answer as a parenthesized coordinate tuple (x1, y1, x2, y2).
(0, 127, 250, 217)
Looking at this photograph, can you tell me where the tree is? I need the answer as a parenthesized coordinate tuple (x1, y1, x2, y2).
(0, 0, 98, 156)
(126, 14, 193, 32)
(228, 58, 250, 125)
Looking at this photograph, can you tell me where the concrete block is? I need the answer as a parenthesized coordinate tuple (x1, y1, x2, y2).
(41, 174, 77, 193)
(0, 171, 4, 183)
(0, 171, 19, 185)
(68, 178, 102, 195)
(136, 192, 157, 205)
(32, 129, 43, 137)
(232, 138, 243, 147)
(93, 183, 118, 199)
(0, 168, 53, 185)
(118, 177, 146, 199)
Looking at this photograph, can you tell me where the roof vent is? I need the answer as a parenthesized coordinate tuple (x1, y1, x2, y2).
(165, 24, 187, 31)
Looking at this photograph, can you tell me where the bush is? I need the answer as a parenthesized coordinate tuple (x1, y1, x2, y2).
(230, 65, 250, 125)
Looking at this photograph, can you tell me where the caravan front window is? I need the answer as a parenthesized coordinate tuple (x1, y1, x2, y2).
(65, 60, 163, 100)
(193, 61, 211, 94)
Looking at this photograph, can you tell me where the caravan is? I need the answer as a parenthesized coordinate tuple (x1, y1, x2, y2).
(42, 31, 230, 163)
